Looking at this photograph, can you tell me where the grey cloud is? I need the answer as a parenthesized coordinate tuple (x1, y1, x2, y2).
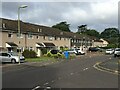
(1, 2, 118, 32)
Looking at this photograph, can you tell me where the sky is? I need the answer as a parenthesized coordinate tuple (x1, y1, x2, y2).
(1, 0, 119, 33)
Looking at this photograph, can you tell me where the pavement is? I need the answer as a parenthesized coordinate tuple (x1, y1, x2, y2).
(94, 56, 119, 75)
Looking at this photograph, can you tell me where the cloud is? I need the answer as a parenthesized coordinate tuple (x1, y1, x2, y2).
(1, 1, 119, 32)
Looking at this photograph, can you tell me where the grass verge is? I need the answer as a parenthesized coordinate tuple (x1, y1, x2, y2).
(25, 56, 57, 62)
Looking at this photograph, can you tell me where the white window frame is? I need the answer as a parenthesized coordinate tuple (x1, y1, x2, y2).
(28, 33, 33, 39)
(16, 33, 23, 38)
(8, 32, 13, 38)
(48, 36, 53, 41)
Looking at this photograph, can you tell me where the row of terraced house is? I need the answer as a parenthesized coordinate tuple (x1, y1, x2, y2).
(0, 18, 108, 57)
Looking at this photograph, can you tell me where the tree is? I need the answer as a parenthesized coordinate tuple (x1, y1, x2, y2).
(100, 28, 119, 39)
(77, 24, 87, 33)
(77, 24, 100, 38)
(100, 28, 119, 48)
(52, 21, 70, 32)
(85, 29, 100, 38)
(118, 34, 120, 47)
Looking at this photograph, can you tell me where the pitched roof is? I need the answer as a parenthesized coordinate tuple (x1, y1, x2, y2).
(1, 18, 92, 40)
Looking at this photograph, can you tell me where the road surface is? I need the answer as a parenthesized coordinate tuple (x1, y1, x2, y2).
(2, 53, 119, 89)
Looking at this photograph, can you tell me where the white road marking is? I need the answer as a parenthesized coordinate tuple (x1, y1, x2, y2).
(58, 77, 61, 80)
(83, 68, 89, 71)
(32, 85, 41, 90)
(44, 82, 49, 85)
(51, 80, 55, 83)
(46, 86, 51, 89)
(70, 73, 74, 75)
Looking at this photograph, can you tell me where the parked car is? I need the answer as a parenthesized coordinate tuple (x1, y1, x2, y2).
(76, 49, 85, 55)
(67, 49, 80, 55)
(114, 48, 120, 57)
(0, 52, 25, 63)
(89, 47, 99, 52)
(105, 49, 114, 54)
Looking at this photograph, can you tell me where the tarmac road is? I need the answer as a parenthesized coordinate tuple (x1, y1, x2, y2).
(2, 53, 119, 89)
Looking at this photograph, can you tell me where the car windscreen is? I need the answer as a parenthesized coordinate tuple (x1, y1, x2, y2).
(9, 53, 18, 56)
(115, 49, 120, 51)
(107, 49, 113, 51)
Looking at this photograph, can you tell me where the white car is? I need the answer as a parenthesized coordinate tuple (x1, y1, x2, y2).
(114, 48, 120, 57)
(105, 49, 114, 54)
(67, 49, 79, 55)
(76, 49, 85, 55)
(0, 52, 25, 63)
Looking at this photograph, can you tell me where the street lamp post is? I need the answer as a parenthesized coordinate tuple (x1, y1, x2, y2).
(18, 5, 28, 64)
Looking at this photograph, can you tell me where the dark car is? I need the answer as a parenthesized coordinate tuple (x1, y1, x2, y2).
(89, 47, 99, 52)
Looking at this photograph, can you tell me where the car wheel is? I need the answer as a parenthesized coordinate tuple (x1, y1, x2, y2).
(11, 59, 16, 64)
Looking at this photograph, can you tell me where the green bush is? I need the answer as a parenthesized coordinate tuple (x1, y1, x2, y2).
(47, 52, 52, 57)
(22, 49, 37, 58)
(41, 48, 47, 55)
(47, 51, 64, 59)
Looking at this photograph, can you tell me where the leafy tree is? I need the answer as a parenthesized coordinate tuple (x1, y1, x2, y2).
(118, 34, 120, 47)
(52, 21, 70, 32)
(85, 29, 100, 38)
(100, 28, 119, 39)
(100, 28, 119, 48)
(78, 24, 87, 33)
(77, 24, 100, 38)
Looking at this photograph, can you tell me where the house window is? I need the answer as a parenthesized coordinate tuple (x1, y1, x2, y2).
(71, 39, 74, 43)
(29, 47, 33, 51)
(48, 36, 53, 41)
(8, 32, 13, 38)
(43, 36, 46, 40)
(28, 32, 33, 39)
(60, 37, 61, 40)
(17, 33, 23, 38)
(36, 35, 39, 39)
(54, 36, 58, 40)
(38, 28, 40, 32)
(3, 23, 6, 29)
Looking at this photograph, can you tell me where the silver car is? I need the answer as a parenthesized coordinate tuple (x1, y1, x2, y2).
(114, 48, 120, 57)
(0, 52, 25, 63)
(105, 49, 114, 54)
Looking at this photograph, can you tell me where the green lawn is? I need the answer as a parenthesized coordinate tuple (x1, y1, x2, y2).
(25, 56, 57, 62)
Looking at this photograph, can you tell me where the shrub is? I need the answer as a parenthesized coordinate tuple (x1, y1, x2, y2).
(41, 48, 47, 55)
(22, 49, 37, 58)
(47, 52, 52, 57)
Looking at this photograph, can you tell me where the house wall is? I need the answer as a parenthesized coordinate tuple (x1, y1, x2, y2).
(93, 42, 103, 47)
(0, 31, 70, 56)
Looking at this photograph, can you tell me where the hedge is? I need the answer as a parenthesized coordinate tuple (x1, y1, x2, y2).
(22, 49, 37, 58)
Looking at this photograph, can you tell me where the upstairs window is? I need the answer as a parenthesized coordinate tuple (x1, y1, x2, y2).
(3, 23, 6, 29)
(60, 37, 62, 40)
(43, 36, 46, 40)
(16, 33, 23, 38)
(8, 32, 13, 38)
(48, 36, 53, 41)
(36, 35, 39, 39)
(28, 32, 33, 39)
(54, 36, 57, 40)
